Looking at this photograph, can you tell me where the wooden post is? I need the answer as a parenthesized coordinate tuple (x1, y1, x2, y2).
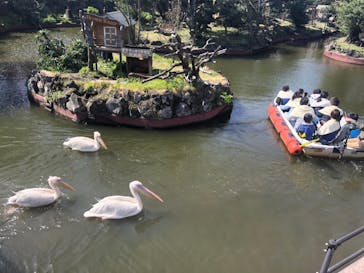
(88, 47, 94, 71)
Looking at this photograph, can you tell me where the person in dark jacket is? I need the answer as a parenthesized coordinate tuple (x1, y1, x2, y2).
(296, 113, 317, 141)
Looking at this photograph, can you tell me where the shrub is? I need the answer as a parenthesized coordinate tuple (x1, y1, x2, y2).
(60, 39, 88, 72)
(140, 11, 153, 26)
(86, 6, 99, 15)
(35, 30, 87, 72)
(97, 60, 123, 78)
(41, 14, 57, 24)
(35, 30, 66, 71)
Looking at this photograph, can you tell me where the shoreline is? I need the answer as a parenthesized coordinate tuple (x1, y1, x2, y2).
(1, 24, 337, 57)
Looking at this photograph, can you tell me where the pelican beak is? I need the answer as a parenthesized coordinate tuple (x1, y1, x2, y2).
(139, 185, 164, 203)
(98, 137, 108, 150)
(57, 181, 76, 192)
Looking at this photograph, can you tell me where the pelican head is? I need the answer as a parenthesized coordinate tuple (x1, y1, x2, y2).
(48, 176, 76, 192)
(94, 131, 107, 150)
(130, 181, 164, 203)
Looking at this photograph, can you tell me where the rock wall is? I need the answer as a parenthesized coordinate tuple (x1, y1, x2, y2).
(27, 71, 232, 122)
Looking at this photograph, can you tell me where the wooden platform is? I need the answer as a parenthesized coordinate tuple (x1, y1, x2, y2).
(338, 256, 364, 273)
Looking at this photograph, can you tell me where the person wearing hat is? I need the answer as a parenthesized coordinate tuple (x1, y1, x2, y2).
(274, 85, 294, 106)
(317, 109, 341, 144)
(296, 113, 318, 141)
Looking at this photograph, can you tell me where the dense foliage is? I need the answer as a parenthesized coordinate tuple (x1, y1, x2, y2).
(1, 0, 334, 31)
(35, 30, 87, 72)
(335, 0, 364, 42)
(5, 0, 359, 48)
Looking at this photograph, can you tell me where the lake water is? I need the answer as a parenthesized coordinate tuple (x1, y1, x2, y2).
(1, 28, 364, 273)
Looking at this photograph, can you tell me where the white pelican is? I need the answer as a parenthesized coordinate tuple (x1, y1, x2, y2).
(7, 176, 75, 208)
(83, 180, 164, 220)
(63, 131, 107, 152)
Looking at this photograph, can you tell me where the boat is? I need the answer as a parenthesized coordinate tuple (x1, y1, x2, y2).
(268, 103, 364, 159)
(28, 89, 232, 129)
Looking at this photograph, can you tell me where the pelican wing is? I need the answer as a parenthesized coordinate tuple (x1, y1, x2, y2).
(7, 188, 57, 207)
(84, 196, 141, 220)
(63, 137, 97, 152)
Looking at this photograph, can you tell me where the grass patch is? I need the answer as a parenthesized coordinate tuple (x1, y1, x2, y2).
(47, 90, 68, 102)
(113, 76, 193, 93)
(335, 37, 364, 56)
(77, 75, 193, 95)
(141, 27, 191, 44)
(199, 67, 228, 85)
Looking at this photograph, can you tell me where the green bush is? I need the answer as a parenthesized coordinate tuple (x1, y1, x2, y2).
(97, 60, 123, 78)
(35, 30, 87, 72)
(60, 39, 88, 72)
(140, 11, 153, 26)
(86, 6, 99, 15)
(41, 14, 57, 24)
(35, 30, 65, 70)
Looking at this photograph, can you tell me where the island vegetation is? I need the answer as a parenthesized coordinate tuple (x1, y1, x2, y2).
(2, 1, 363, 56)
(6, 0, 363, 126)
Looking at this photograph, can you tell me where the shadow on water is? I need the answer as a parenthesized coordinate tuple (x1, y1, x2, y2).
(0, 249, 23, 273)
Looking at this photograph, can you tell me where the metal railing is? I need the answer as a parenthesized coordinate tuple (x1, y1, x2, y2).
(319, 225, 364, 273)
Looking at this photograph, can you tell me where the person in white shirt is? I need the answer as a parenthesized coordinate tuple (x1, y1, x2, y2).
(274, 85, 294, 106)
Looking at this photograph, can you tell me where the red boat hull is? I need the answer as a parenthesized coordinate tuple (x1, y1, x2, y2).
(268, 103, 302, 155)
(324, 49, 364, 65)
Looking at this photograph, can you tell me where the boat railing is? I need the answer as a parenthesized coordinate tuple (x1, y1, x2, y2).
(318, 225, 364, 273)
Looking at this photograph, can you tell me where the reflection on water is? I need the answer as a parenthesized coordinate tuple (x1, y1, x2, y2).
(0, 28, 364, 273)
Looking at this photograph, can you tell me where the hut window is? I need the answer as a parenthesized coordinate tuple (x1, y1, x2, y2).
(104, 27, 117, 47)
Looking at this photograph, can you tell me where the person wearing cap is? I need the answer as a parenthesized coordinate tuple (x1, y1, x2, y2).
(296, 113, 318, 141)
(317, 109, 341, 144)
(274, 85, 294, 106)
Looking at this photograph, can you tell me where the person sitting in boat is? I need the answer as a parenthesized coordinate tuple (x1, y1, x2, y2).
(308, 88, 321, 106)
(340, 112, 364, 139)
(317, 109, 341, 144)
(280, 88, 305, 111)
(310, 90, 330, 115)
(296, 113, 318, 141)
(288, 97, 317, 127)
(317, 97, 343, 122)
(274, 85, 293, 106)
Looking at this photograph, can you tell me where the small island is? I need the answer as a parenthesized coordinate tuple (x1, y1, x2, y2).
(27, 10, 233, 128)
(323, 0, 364, 65)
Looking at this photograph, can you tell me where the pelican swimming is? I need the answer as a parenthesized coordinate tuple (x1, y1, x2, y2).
(83, 180, 164, 220)
(63, 131, 107, 152)
(7, 176, 75, 208)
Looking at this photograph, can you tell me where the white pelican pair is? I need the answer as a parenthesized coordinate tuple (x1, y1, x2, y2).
(7, 179, 163, 221)
(7, 176, 75, 208)
(63, 131, 107, 152)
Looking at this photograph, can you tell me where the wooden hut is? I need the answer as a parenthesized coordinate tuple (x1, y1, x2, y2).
(80, 10, 136, 54)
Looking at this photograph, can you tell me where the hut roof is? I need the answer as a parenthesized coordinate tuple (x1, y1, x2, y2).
(122, 46, 153, 59)
(105, 11, 136, 27)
